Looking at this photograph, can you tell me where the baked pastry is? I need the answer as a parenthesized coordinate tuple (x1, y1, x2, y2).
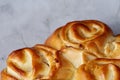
(74, 58, 120, 80)
(45, 20, 113, 50)
(60, 46, 97, 68)
(2, 47, 120, 80)
(51, 50, 75, 79)
(104, 34, 120, 58)
(45, 20, 120, 59)
(1, 44, 60, 80)
(1, 45, 77, 80)
(51, 46, 98, 79)
(1, 20, 120, 80)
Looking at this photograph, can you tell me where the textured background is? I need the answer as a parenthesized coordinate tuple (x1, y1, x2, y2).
(0, 0, 120, 71)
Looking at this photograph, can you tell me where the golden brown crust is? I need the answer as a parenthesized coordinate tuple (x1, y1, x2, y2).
(45, 20, 113, 50)
(45, 20, 120, 59)
(2, 20, 120, 80)
(1, 44, 60, 80)
(45, 20, 115, 58)
(45, 27, 64, 50)
(74, 58, 120, 80)
(104, 35, 120, 58)
(1, 69, 17, 80)
(51, 53, 75, 79)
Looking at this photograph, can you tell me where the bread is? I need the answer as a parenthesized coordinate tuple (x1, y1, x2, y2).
(45, 20, 113, 50)
(1, 20, 120, 80)
(51, 46, 97, 79)
(104, 34, 120, 58)
(45, 20, 120, 59)
(1, 44, 78, 80)
(51, 51, 75, 79)
(60, 46, 97, 68)
(74, 58, 120, 80)
(1, 44, 60, 80)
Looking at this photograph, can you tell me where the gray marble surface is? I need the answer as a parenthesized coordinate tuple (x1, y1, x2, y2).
(0, 0, 120, 71)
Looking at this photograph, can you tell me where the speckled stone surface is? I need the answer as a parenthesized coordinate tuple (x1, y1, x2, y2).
(0, 0, 120, 71)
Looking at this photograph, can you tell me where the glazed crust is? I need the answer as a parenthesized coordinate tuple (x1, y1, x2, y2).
(45, 20, 120, 59)
(45, 20, 113, 50)
(1, 44, 60, 80)
(74, 58, 120, 80)
(2, 20, 120, 80)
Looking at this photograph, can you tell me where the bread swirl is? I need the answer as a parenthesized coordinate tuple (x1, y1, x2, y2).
(1, 44, 60, 80)
(45, 20, 113, 50)
(1, 20, 120, 80)
(45, 20, 120, 59)
(74, 58, 120, 80)
(1, 45, 76, 80)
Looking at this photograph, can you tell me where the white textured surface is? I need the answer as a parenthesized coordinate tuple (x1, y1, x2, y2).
(0, 0, 120, 71)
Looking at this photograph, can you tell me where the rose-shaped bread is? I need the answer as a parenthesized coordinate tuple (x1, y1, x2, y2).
(1, 44, 77, 80)
(1, 44, 60, 80)
(45, 20, 120, 59)
(74, 58, 120, 80)
(45, 20, 113, 51)
(2, 20, 120, 80)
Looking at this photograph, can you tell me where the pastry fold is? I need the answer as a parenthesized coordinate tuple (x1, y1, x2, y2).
(1, 44, 60, 80)
(2, 20, 120, 80)
(74, 58, 120, 80)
